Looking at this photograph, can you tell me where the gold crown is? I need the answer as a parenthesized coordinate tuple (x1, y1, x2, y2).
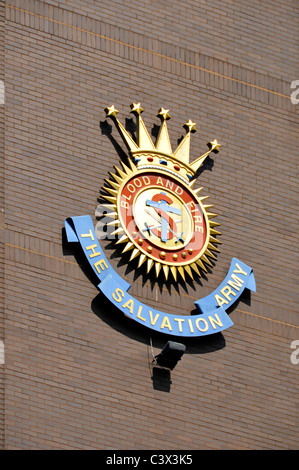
(105, 103, 221, 184)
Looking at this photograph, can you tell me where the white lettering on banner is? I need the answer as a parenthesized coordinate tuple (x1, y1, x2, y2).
(110, 288, 225, 335)
(214, 263, 248, 307)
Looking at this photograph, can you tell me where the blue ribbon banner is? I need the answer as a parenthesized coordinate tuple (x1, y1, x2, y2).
(65, 215, 256, 338)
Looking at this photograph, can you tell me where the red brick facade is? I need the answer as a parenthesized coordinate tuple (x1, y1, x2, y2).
(1, 0, 298, 449)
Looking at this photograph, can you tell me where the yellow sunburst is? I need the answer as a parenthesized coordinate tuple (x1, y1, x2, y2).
(100, 160, 221, 282)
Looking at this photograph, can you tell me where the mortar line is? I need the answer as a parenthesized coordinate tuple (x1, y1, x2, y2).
(6, 4, 290, 100)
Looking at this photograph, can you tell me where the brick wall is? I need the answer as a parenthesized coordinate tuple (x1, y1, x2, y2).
(0, 1, 5, 450)
(2, 0, 299, 449)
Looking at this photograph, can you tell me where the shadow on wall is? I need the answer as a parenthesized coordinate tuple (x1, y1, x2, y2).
(91, 290, 226, 356)
(91, 292, 226, 393)
(62, 227, 227, 392)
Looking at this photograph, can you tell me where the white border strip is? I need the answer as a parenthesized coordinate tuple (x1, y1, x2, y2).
(0, 80, 4, 105)
(0, 340, 4, 364)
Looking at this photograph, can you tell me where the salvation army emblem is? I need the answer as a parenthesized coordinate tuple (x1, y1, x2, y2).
(64, 103, 255, 338)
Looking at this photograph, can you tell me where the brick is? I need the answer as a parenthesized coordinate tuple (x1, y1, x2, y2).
(1, 0, 298, 451)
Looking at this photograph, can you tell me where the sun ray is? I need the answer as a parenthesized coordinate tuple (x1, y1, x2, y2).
(130, 248, 140, 261)
(147, 258, 154, 274)
(196, 258, 208, 272)
(205, 249, 217, 260)
(190, 262, 201, 277)
(102, 194, 117, 204)
(163, 264, 169, 280)
(110, 227, 125, 236)
(120, 161, 134, 175)
(210, 228, 221, 235)
(116, 234, 129, 245)
(108, 171, 123, 185)
(201, 254, 213, 266)
(103, 211, 118, 219)
(207, 243, 220, 253)
(101, 203, 117, 211)
(114, 165, 128, 180)
(193, 187, 203, 194)
(122, 242, 134, 253)
(138, 253, 147, 268)
(184, 265, 193, 280)
(177, 266, 186, 282)
(209, 236, 221, 244)
(170, 266, 177, 281)
(126, 157, 137, 172)
(103, 187, 118, 197)
(104, 179, 120, 190)
(155, 262, 161, 278)
(198, 195, 209, 203)
(107, 219, 121, 227)
(209, 220, 221, 227)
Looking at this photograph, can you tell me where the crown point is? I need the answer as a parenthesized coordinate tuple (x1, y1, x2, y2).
(130, 103, 144, 115)
(184, 120, 197, 133)
(208, 139, 221, 153)
(157, 107, 171, 121)
(105, 105, 119, 118)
